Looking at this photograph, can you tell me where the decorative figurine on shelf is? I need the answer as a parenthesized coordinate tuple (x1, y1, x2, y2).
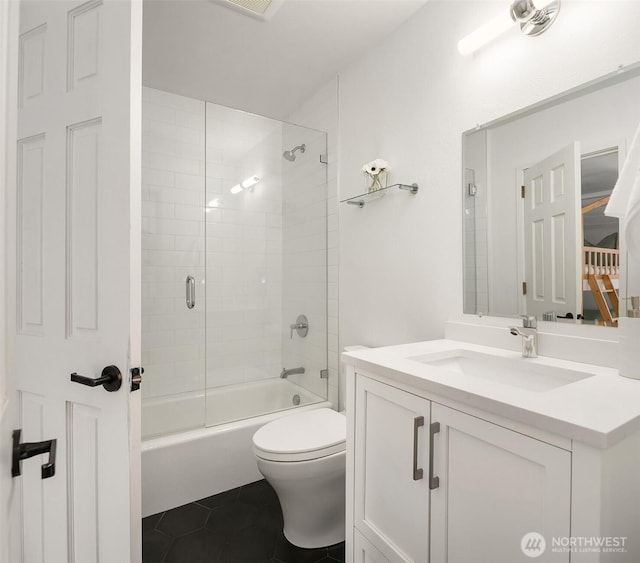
(362, 158, 390, 193)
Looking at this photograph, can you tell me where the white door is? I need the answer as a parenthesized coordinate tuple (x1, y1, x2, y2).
(354, 376, 431, 563)
(430, 404, 571, 563)
(1, 0, 142, 562)
(523, 143, 581, 319)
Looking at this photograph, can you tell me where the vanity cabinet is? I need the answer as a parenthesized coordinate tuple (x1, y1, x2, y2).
(350, 373, 571, 563)
(354, 376, 431, 561)
(430, 403, 571, 563)
(354, 529, 390, 563)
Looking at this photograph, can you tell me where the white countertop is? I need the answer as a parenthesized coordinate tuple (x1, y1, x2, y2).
(342, 339, 640, 449)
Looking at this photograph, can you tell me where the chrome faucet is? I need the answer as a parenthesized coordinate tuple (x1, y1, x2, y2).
(509, 315, 538, 358)
(280, 367, 305, 379)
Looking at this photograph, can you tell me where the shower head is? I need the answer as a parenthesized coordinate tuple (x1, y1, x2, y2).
(283, 144, 306, 161)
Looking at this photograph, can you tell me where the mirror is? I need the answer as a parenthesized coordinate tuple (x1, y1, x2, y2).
(463, 66, 640, 326)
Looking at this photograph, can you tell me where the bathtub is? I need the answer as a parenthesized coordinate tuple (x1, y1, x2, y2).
(141, 378, 329, 517)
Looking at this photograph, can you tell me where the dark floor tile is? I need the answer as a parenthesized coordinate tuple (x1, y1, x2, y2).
(327, 542, 345, 562)
(218, 526, 277, 563)
(196, 486, 242, 510)
(206, 500, 260, 537)
(157, 502, 211, 538)
(142, 528, 173, 563)
(254, 502, 284, 534)
(273, 532, 329, 563)
(164, 528, 220, 563)
(239, 479, 279, 507)
(142, 485, 345, 563)
(143, 512, 164, 532)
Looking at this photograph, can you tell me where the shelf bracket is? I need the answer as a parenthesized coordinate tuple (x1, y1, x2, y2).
(397, 183, 419, 194)
(347, 200, 365, 208)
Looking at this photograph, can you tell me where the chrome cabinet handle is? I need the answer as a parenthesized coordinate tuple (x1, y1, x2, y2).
(429, 421, 441, 490)
(412, 416, 424, 480)
(186, 275, 195, 309)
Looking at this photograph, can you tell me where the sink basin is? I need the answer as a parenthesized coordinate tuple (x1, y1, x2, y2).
(409, 349, 594, 392)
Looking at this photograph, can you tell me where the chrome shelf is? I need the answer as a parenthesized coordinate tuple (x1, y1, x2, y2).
(341, 183, 419, 208)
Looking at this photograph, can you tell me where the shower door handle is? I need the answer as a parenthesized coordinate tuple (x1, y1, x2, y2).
(186, 276, 195, 309)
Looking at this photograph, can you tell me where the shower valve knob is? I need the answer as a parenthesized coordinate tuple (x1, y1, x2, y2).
(289, 315, 309, 339)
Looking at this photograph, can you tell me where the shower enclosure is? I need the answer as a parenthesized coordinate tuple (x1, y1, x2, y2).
(141, 87, 328, 439)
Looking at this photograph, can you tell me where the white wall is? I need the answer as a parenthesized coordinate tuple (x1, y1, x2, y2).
(288, 1, 640, 405)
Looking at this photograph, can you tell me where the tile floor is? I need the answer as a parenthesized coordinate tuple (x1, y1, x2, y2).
(142, 479, 346, 563)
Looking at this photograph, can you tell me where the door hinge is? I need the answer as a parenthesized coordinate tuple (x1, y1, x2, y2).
(319, 154, 328, 164)
(522, 282, 527, 295)
(521, 185, 526, 198)
(320, 369, 328, 379)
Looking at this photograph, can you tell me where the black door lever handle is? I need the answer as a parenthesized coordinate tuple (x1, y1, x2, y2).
(71, 365, 122, 392)
(12, 429, 57, 479)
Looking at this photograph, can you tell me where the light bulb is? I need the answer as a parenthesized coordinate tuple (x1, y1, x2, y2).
(457, 11, 514, 56)
(241, 175, 260, 189)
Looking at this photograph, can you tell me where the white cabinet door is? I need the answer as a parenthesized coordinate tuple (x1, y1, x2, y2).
(354, 376, 431, 562)
(430, 404, 571, 563)
(354, 529, 390, 563)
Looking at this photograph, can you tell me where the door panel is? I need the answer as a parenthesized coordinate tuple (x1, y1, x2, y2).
(430, 403, 571, 563)
(354, 376, 430, 563)
(524, 143, 581, 318)
(2, 0, 142, 561)
(354, 528, 390, 563)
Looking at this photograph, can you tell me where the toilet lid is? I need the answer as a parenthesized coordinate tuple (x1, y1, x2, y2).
(253, 408, 346, 462)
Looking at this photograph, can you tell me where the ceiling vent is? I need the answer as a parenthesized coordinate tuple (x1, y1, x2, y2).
(211, 0, 284, 21)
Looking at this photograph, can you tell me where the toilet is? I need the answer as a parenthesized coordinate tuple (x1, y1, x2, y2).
(252, 407, 346, 549)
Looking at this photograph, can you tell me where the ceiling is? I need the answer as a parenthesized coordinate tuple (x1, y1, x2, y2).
(142, 0, 429, 120)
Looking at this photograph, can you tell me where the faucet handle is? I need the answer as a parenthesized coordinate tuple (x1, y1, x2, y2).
(520, 314, 537, 329)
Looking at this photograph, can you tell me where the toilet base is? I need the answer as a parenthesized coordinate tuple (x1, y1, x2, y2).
(256, 451, 346, 549)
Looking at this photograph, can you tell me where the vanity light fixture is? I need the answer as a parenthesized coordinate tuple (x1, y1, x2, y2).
(457, 0, 560, 56)
(230, 175, 260, 194)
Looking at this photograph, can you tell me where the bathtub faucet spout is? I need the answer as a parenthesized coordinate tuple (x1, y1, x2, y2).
(280, 367, 305, 378)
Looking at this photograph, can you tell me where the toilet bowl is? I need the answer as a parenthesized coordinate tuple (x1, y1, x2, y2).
(252, 407, 346, 549)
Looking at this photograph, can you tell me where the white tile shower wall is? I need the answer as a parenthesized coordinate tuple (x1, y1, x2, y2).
(281, 125, 328, 400)
(142, 87, 206, 401)
(205, 104, 283, 391)
(286, 78, 340, 409)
